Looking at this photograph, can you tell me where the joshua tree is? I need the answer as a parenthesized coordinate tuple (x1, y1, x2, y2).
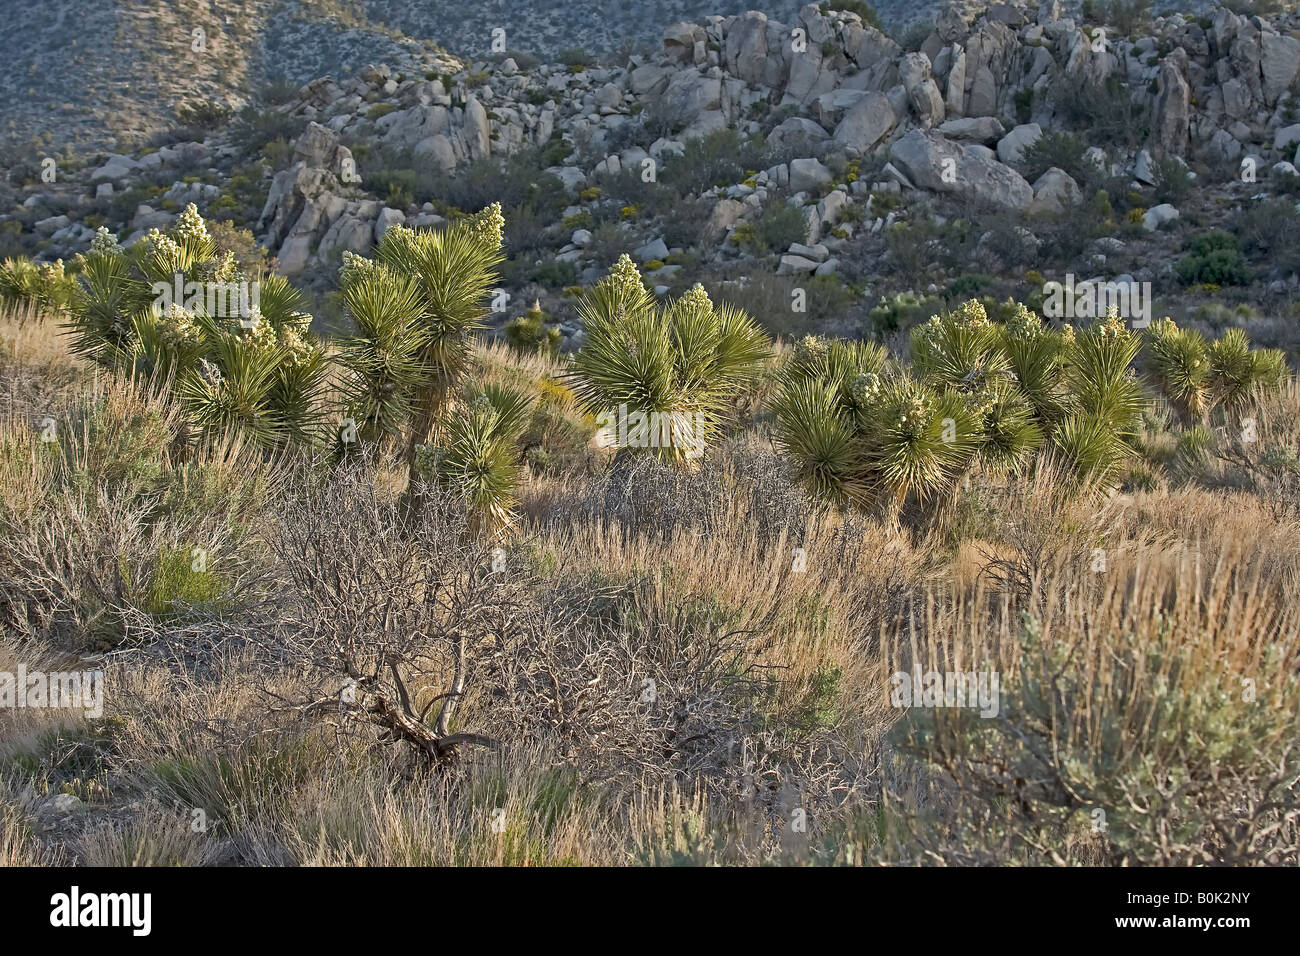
(63, 209, 328, 449)
(1145, 319, 1287, 426)
(567, 255, 769, 468)
(335, 204, 507, 496)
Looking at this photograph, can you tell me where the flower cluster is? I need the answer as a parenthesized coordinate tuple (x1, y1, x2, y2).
(468, 202, 505, 249)
(173, 203, 210, 246)
(158, 302, 201, 350)
(1096, 306, 1130, 339)
(951, 299, 991, 328)
(601, 254, 646, 300)
(1003, 302, 1041, 339)
(1149, 316, 1179, 339)
(143, 228, 181, 261)
(850, 371, 882, 407)
(89, 227, 124, 257)
(897, 395, 931, 434)
(678, 283, 713, 314)
(794, 334, 828, 367)
(965, 385, 998, 421)
(338, 250, 375, 286)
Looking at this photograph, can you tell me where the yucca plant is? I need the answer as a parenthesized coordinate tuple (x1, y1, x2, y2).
(334, 203, 507, 484)
(911, 300, 1012, 393)
(1000, 303, 1074, 427)
(1045, 311, 1144, 485)
(567, 256, 769, 468)
(1207, 327, 1288, 421)
(865, 374, 984, 509)
(414, 384, 534, 535)
(63, 210, 328, 449)
(1144, 317, 1210, 424)
(0, 256, 79, 314)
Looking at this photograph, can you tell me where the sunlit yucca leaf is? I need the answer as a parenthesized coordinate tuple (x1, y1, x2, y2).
(1145, 318, 1210, 423)
(772, 376, 869, 507)
(973, 379, 1045, 477)
(865, 376, 982, 508)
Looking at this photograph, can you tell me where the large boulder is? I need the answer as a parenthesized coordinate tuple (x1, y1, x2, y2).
(789, 157, 834, 193)
(654, 72, 722, 129)
(463, 95, 491, 160)
(1260, 32, 1300, 107)
(939, 116, 1005, 144)
(1028, 167, 1082, 215)
(725, 12, 770, 86)
(832, 92, 897, 151)
(1153, 61, 1189, 155)
(996, 123, 1042, 165)
(889, 130, 1033, 209)
(910, 79, 946, 127)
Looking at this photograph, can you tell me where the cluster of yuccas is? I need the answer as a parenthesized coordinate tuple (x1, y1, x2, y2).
(1143, 317, 1287, 425)
(333, 202, 536, 531)
(63, 205, 328, 448)
(0, 256, 79, 314)
(51, 201, 1291, 534)
(772, 299, 1287, 517)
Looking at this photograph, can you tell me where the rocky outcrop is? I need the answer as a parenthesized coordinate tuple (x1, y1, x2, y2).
(890, 129, 1033, 209)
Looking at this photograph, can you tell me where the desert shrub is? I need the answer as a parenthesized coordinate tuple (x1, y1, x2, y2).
(887, 546, 1300, 865)
(1048, 74, 1151, 149)
(528, 259, 579, 289)
(0, 374, 265, 650)
(1235, 198, 1300, 275)
(1082, 0, 1153, 31)
(705, 272, 854, 340)
(759, 200, 812, 252)
(1018, 130, 1089, 184)
(1175, 231, 1250, 286)
(230, 106, 307, 155)
(662, 129, 779, 195)
(869, 291, 943, 336)
(1151, 155, 1193, 205)
(172, 100, 233, 142)
(505, 301, 562, 357)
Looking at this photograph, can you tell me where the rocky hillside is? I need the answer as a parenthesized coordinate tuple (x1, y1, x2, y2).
(5, 1, 1300, 351)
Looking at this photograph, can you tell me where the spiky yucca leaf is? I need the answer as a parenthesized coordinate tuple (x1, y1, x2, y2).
(1067, 313, 1144, 440)
(1002, 324, 1074, 426)
(370, 204, 506, 388)
(1050, 410, 1130, 486)
(864, 377, 982, 508)
(336, 264, 431, 443)
(1145, 318, 1210, 423)
(911, 300, 1012, 393)
(176, 331, 285, 449)
(568, 259, 769, 466)
(418, 389, 533, 535)
(67, 249, 153, 362)
(1208, 328, 1287, 419)
(772, 376, 869, 507)
(971, 379, 1045, 477)
(253, 272, 308, 329)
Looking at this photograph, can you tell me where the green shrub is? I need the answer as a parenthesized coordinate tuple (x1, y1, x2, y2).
(1175, 231, 1250, 286)
(505, 302, 562, 356)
